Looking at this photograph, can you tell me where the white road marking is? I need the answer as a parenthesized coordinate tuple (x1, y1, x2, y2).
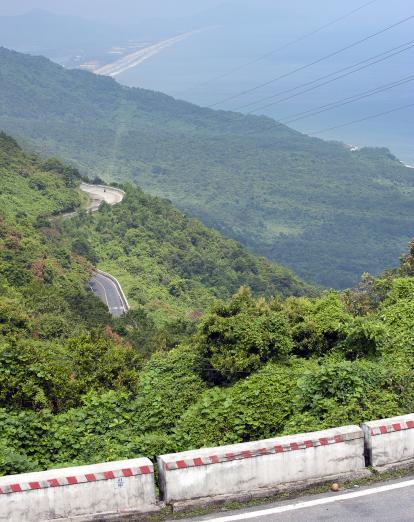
(105, 277, 126, 312)
(93, 275, 126, 313)
(79, 184, 128, 315)
(92, 277, 110, 309)
(203, 479, 414, 521)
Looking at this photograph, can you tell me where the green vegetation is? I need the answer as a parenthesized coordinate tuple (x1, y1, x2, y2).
(0, 132, 308, 473)
(63, 184, 310, 326)
(1, 47, 414, 287)
(1, 132, 414, 477)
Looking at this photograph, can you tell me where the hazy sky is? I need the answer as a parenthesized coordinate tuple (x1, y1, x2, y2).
(0, 0, 409, 27)
(0, 0, 225, 21)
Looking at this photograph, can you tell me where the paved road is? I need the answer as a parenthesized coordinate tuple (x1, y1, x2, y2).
(78, 183, 128, 317)
(88, 272, 128, 317)
(181, 476, 414, 522)
(79, 182, 124, 211)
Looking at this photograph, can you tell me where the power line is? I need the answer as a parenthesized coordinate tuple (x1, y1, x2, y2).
(310, 102, 414, 135)
(280, 75, 414, 125)
(189, 0, 380, 92)
(216, 70, 414, 141)
(208, 14, 414, 109)
(234, 39, 414, 112)
(228, 43, 414, 139)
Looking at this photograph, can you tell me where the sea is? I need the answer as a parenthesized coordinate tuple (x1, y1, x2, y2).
(113, 8, 413, 165)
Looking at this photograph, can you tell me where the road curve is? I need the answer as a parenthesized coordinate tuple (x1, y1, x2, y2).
(80, 182, 125, 210)
(78, 183, 129, 317)
(88, 271, 128, 318)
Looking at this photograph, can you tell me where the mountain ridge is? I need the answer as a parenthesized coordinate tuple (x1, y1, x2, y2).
(0, 46, 413, 288)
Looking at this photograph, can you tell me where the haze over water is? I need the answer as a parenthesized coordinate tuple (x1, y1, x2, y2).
(0, 0, 412, 163)
(113, 1, 414, 165)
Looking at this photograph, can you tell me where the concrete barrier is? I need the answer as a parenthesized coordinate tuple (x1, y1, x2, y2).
(0, 458, 157, 522)
(158, 425, 366, 508)
(362, 413, 414, 470)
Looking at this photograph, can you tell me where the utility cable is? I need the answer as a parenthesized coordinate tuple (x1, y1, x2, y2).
(189, 0, 380, 91)
(208, 14, 414, 108)
(310, 102, 414, 135)
(225, 46, 414, 139)
(280, 75, 414, 124)
(234, 39, 414, 112)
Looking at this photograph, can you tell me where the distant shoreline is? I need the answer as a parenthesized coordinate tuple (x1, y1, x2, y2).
(94, 28, 210, 78)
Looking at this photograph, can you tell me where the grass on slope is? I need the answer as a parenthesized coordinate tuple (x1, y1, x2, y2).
(2, 132, 414, 480)
(0, 133, 83, 221)
(0, 133, 111, 340)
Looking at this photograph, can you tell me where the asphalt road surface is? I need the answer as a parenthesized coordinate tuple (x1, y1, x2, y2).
(181, 476, 414, 522)
(80, 182, 124, 211)
(78, 183, 128, 316)
(88, 272, 127, 317)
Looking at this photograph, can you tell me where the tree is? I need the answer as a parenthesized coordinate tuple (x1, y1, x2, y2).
(196, 287, 292, 384)
(284, 293, 352, 358)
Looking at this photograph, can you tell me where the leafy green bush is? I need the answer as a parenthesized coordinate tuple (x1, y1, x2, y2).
(284, 293, 351, 357)
(196, 288, 293, 384)
(131, 345, 207, 434)
(173, 360, 307, 448)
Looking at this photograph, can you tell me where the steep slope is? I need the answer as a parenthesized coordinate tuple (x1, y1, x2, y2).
(1, 133, 414, 478)
(0, 132, 110, 333)
(1, 47, 413, 288)
(0, 131, 309, 326)
(64, 183, 311, 325)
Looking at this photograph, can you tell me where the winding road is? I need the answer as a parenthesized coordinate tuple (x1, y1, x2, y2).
(79, 183, 129, 317)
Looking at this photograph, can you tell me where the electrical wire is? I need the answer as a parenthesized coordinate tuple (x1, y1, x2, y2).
(218, 47, 414, 139)
(208, 14, 414, 109)
(278, 76, 414, 124)
(234, 39, 414, 112)
(310, 102, 414, 135)
(189, 0, 380, 91)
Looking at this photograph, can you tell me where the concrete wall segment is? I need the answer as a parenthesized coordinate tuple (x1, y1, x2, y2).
(0, 458, 157, 522)
(158, 425, 365, 503)
(362, 413, 414, 468)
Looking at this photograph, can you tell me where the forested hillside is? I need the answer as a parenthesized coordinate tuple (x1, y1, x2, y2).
(1, 132, 414, 476)
(1, 47, 413, 288)
(0, 133, 310, 473)
(63, 184, 311, 325)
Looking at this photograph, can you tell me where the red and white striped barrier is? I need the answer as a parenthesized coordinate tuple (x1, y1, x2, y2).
(0, 463, 152, 495)
(163, 434, 346, 471)
(0, 458, 157, 522)
(362, 414, 414, 468)
(369, 418, 414, 437)
(4, 414, 414, 518)
(158, 425, 366, 506)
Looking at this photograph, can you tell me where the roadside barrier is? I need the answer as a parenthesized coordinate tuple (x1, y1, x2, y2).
(158, 425, 366, 506)
(0, 458, 157, 522)
(362, 413, 414, 469)
(79, 182, 125, 199)
(2, 415, 414, 519)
